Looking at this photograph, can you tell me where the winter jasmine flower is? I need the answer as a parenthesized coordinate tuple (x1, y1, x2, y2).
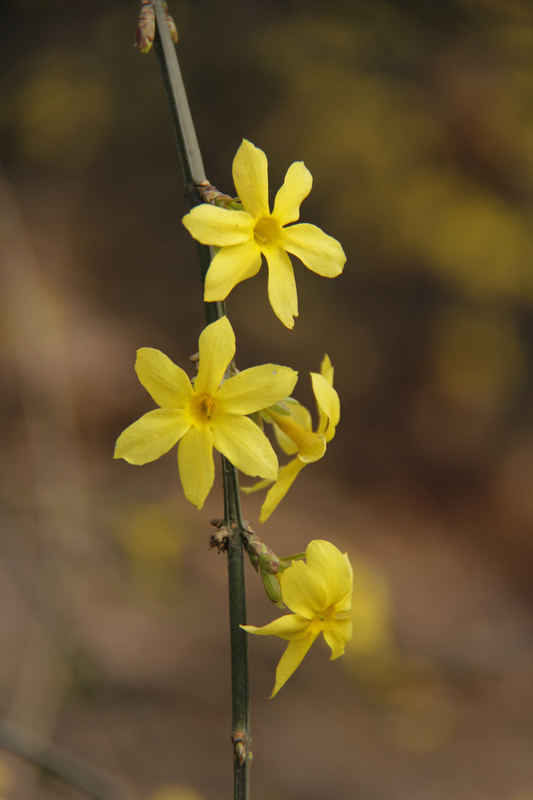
(242, 540, 353, 697)
(245, 355, 340, 522)
(182, 140, 346, 329)
(115, 316, 297, 509)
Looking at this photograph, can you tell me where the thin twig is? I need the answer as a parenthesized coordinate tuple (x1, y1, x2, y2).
(0, 720, 128, 800)
(152, 1, 223, 323)
(151, 3, 251, 798)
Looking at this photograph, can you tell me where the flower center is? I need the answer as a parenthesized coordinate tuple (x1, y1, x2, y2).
(254, 216, 282, 246)
(189, 392, 217, 427)
(315, 606, 335, 630)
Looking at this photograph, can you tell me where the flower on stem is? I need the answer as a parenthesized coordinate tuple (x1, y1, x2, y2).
(182, 140, 346, 329)
(244, 355, 340, 522)
(242, 540, 353, 697)
(114, 316, 297, 510)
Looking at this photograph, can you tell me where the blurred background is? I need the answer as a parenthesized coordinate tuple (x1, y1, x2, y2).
(1, 0, 533, 798)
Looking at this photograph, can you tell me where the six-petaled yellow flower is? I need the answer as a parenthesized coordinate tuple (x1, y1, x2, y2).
(244, 354, 340, 522)
(114, 316, 297, 510)
(182, 140, 346, 329)
(242, 540, 353, 697)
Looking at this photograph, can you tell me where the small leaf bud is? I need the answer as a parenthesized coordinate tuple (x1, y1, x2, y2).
(135, 1, 155, 54)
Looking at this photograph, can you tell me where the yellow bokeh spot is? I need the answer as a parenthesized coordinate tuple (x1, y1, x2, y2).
(114, 502, 187, 597)
(431, 308, 525, 411)
(0, 757, 13, 797)
(15, 53, 111, 172)
(346, 553, 393, 657)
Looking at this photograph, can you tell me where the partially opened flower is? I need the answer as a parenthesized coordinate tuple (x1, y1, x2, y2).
(242, 539, 353, 697)
(244, 355, 340, 522)
(114, 316, 297, 509)
(182, 140, 346, 329)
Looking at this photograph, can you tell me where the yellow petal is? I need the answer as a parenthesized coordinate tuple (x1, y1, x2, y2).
(320, 354, 334, 386)
(305, 540, 353, 608)
(263, 245, 298, 329)
(316, 354, 335, 437)
(232, 139, 270, 220)
(114, 408, 190, 464)
(204, 240, 262, 301)
(195, 316, 235, 395)
(272, 161, 312, 225)
(281, 559, 328, 617)
(211, 414, 278, 480)
(217, 364, 298, 415)
(323, 618, 353, 659)
(270, 631, 318, 697)
(335, 553, 354, 613)
(182, 204, 254, 246)
(241, 613, 308, 640)
(259, 458, 306, 523)
(267, 409, 325, 462)
(310, 372, 340, 441)
(241, 477, 272, 495)
(271, 402, 312, 455)
(135, 347, 193, 408)
(177, 426, 214, 509)
(281, 223, 346, 277)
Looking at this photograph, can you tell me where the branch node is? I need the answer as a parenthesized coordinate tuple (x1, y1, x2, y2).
(232, 730, 251, 767)
(209, 518, 230, 552)
(195, 180, 237, 208)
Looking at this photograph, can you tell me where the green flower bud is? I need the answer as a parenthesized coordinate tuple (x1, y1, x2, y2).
(261, 570, 283, 607)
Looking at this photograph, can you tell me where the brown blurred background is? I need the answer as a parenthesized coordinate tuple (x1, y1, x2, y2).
(1, 1, 533, 798)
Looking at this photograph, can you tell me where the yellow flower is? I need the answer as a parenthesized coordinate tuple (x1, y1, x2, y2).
(242, 540, 353, 697)
(114, 316, 297, 510)
(182, 140, 346, 329)
(244, 355, 340, 522)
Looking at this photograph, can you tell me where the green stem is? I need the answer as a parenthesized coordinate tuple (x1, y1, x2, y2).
(222, 458, 250, 800)
(152, 3, 250, 797)
(152, 1, 224, 323)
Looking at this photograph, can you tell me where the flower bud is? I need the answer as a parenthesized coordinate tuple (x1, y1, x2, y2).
(242, 529, 280, 574)
(135, 1, 155, 54)
(163, 2, 179, 44)
(260, 570, 283, 606)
